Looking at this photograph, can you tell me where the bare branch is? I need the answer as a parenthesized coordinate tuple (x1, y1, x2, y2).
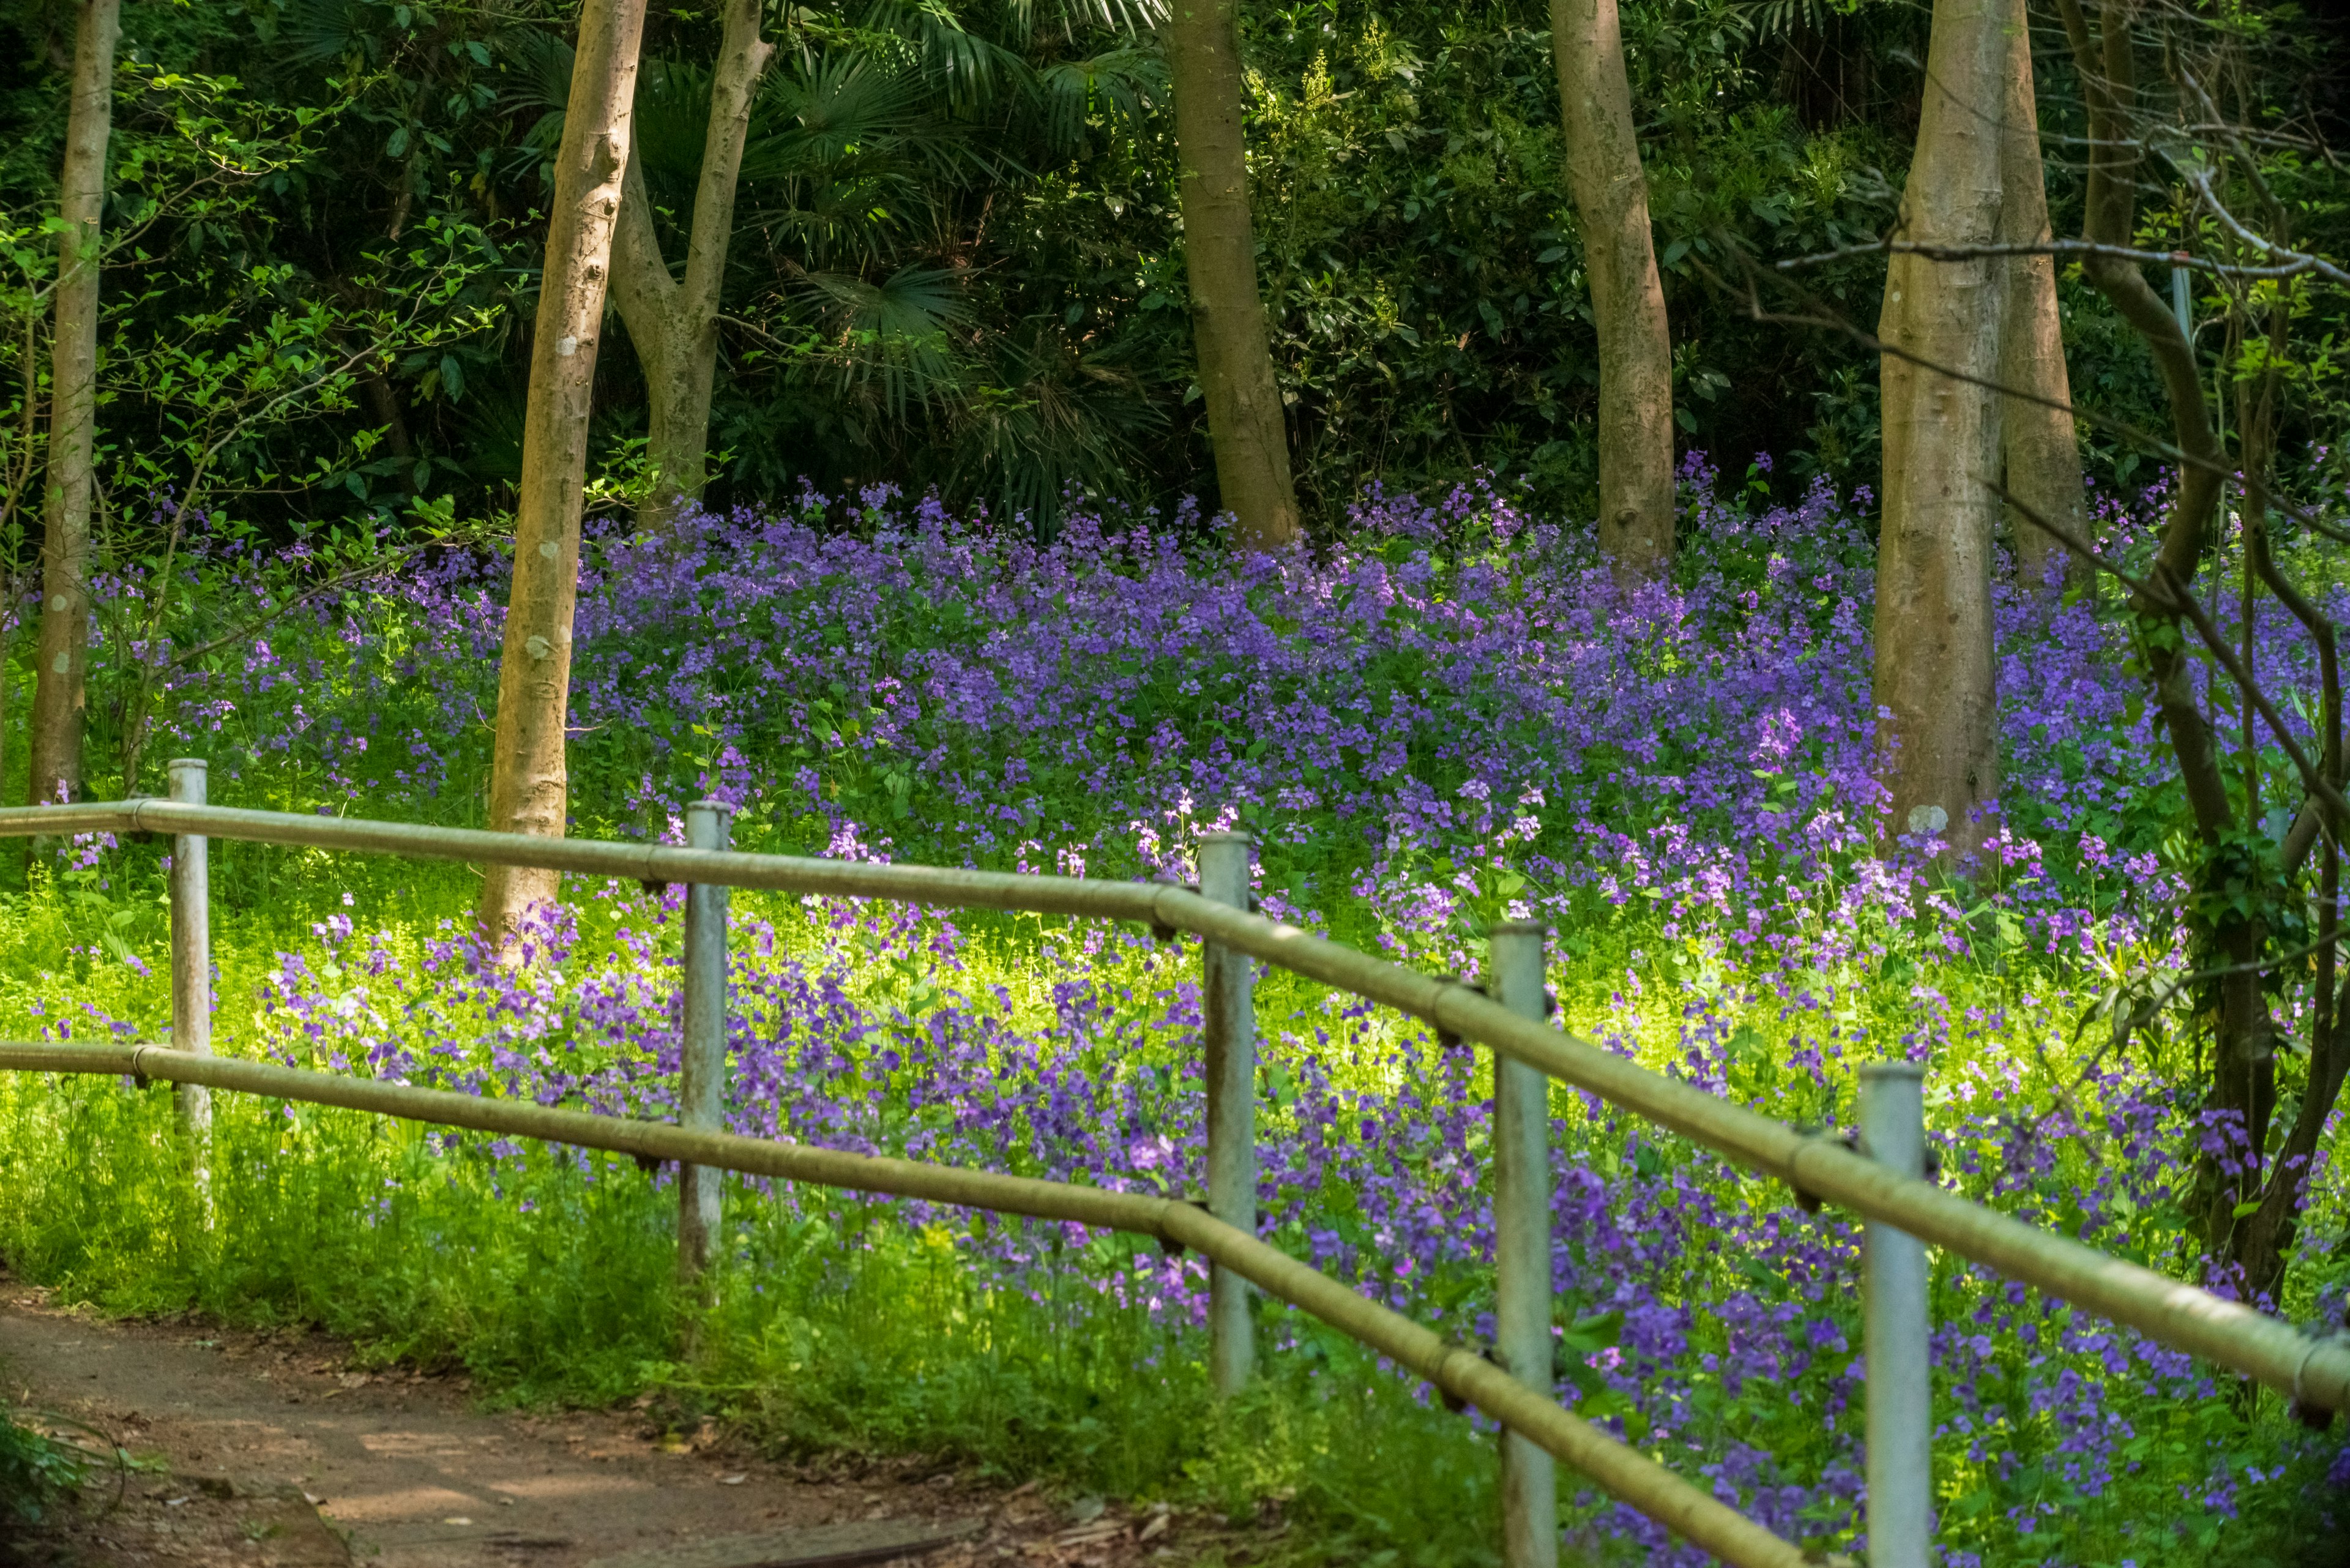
(1713, 237, 2350, 553)
(2179, 167, 2349, 288)
(1777, 234, 2331, 282)
(1990, 476, 2350, 835)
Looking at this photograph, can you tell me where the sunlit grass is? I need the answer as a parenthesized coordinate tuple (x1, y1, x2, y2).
(0, 853, 2340, 1566)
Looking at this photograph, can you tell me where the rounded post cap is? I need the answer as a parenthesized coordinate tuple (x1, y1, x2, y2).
(683, 799, 733, 853)
(1488, 918, 1548, 938)
(166, 758, 209, 774)
(1198, 829, 1254, 845)
(1859, 1061, 1927, 1081)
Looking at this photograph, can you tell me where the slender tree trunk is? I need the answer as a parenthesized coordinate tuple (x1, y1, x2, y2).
(476, 0, 649, 944)
(1550, 0, 1675, 585)
(26, 0, 121, 815)
(1994, 0, 2084, 596)
(2051, 0, 2280, 1265)
(1874, 0, 2010, 857)
(610, 0, 771, 531)
(1161, 0, 1300, 552)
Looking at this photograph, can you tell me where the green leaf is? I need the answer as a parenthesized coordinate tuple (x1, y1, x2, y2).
(1557, 1308, 1622, 1353)
(2232, 1199, 2264, 1218)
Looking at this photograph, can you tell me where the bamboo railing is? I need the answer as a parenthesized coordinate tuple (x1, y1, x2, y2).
(0, 774, 2343, 1568)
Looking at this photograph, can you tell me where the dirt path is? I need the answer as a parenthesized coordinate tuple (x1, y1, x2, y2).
(0, 1284, 1209, 1568)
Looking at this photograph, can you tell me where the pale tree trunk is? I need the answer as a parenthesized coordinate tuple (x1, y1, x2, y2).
(1993, 0, 2084, 597)
(610, 0, 771, 531)
(476, 0, 649, 944)
(1161, 0, 1301, 553)
(1873, 0, 2010, 859)
(1550, 0, 1675, 586)
(26, 0, 121, 815)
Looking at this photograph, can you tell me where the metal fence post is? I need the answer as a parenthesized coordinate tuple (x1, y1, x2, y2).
(1490, 920, 1556, 1568)
(1199, 830, 1257, 1396)
(678, 799, 732, 1282)
(1862, 1062, 1931, 1568)
(167, 759, 212, 1222)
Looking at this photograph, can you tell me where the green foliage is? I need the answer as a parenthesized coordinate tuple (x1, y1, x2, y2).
(5, 0, 2341, 534)
(0, 1405, 83, 1524)
(0, 873, 2338, 1565)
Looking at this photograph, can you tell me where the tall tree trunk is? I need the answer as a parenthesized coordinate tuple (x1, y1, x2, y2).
(1550, 0, 1675, 585)
(1161, 0, 1300, 553)
(26, 0, 121, 815)
(476, 0, 649, 944)
(610, 0, 771, 531)
(1873, 0, 2009, 859)
(1994, 0, 2084, 597)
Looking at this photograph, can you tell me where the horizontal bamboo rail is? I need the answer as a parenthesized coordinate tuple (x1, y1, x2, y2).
(9, 795, 2344, 1417)
(0, 1040, 1808, 1568)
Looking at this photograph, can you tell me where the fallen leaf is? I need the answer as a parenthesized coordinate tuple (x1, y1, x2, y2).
(1137, 1515, 1168, 1543)
(443, 1517, 474, 1526)
(718, 1474, 747, 1486)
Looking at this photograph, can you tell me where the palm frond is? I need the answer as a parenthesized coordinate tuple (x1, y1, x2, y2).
(1035, 47, 1164, 153)
(496, 26, 578, 114)
(744, 54, 936, 178)
(739, 54, 998, 255)
(794, 263, 970, 420)
(949, 318, 1163, 540)
(633, 56, 717, 209)
(280, 0, 376, 69)
(1004, 0, 1167, 44)
(856, 0, 1030, 109)
(494, 27, 576, 178)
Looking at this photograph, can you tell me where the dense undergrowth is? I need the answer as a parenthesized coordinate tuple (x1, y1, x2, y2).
(0, 1407, 81, 1526)
(2, 465, 2347, 1565)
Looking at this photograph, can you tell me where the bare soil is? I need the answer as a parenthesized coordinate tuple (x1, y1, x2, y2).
(0, 1284, 1229, 1568)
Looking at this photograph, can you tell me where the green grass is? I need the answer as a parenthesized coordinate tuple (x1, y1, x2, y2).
(0, 848, 2342, 1566)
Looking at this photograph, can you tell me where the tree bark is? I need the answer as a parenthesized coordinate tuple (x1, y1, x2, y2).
(1550, 0, 1675, 585)
(1874, 0, 2010, 859)
(1993, 0, 2085, 597)
(1161, 0, 1301, 553)
(610, 0, 771, 531)
(26, 0, 121, 815)
(476, 0, 649, 944)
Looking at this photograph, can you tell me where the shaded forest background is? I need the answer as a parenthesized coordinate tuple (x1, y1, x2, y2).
(9, 0, 2332, 542)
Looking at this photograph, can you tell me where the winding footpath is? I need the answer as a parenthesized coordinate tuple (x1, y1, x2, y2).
(0, 1280, 1200, 1568)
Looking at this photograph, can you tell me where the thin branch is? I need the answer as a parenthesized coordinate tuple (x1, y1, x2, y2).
(1777, 235, 2329, 282)
(2179, 167, 2350, 288)
(1713, 239, 2350, 553)
(1706, 241, 2210, 475)
(160, 545, 447, 673)
(1990, 476, 2350, 834)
